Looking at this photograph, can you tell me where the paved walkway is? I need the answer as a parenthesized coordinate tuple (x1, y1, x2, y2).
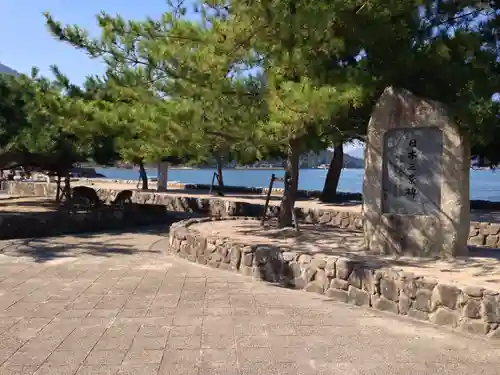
(0, 229, 498, 375)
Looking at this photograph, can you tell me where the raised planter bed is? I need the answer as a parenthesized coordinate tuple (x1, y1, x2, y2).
(168, 217, 500, 340)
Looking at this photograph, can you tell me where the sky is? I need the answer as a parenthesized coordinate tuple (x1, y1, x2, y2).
(0, 0, 171, 86)
(343, 141, 364, 159)
(0, 0, 366, 158)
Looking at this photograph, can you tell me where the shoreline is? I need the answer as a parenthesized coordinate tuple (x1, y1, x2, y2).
(66, 166, 500, 202)
(95, 166, 363, 171)
(57, 177, 500, 207)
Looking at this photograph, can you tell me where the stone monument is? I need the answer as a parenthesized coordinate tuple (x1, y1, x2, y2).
(363, 87, 470, 257)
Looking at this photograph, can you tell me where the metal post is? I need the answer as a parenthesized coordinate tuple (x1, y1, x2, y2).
(261, 174, 276, 225)
(209, 172, 218, 194)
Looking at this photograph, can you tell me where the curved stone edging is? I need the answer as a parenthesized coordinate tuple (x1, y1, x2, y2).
(0, 205, 180, 241)
(168, 217, 500, 340)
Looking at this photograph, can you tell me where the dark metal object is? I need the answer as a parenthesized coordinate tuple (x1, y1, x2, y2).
(209, 172, 224, 196)
(261, 173, 277, 225)
(261, 174, 299, 231)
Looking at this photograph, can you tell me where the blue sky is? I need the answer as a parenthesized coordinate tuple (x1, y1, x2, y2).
(0, 0, 366, 158)
(0, 0, 171, 86)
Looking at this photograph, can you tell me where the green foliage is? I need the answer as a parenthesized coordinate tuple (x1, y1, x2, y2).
(0, 73, 31, 152)
(33, 0, 500, 177)
(45, 3, 267, 166)
(0, 68, 120, 172)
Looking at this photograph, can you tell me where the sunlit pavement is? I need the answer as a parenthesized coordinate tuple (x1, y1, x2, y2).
(0, 228, 497, 375)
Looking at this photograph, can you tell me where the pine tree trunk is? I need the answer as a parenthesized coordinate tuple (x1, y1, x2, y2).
(138, 160, 148, 190)
(278, 141, 300, 228)
(321, 144, 344, 203)
(157, 161, 168, 192)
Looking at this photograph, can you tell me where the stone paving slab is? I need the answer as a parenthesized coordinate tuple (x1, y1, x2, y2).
(0, 229, 498, 374)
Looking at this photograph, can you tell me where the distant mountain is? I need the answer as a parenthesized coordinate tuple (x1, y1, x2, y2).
(344, 153, 364, 168)
(0, 63, 18, 75)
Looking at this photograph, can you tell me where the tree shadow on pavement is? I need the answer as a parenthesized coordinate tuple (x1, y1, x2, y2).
(0, 225, 170, 263)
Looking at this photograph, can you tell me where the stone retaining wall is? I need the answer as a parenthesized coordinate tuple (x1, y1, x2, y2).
(0, 204, 187, 241)
(1, 181, 364, 230)
(4, 179, 359, 199)
(169, 217, 500, 340)
(468, 222, 500, 248)
(3, 181, 500, 248)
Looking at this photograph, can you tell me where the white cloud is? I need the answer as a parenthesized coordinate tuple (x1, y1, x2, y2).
(344, 140, 365, 158)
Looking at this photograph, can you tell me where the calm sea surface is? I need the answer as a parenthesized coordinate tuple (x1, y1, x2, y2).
(95, 167, 500, 202)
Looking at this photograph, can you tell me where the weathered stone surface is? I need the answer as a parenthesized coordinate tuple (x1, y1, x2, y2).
(205, 242, 216, 255)
(460, 319, 490, 336)
(463, 286, 484, 298)
(319, 212, 331, 224)
(358, 268, 376, 294)
(407, 308, 429, 321)
(289, 262, 301, 278)
(242, 253, 253, 267)
(353, 216, 363, 229)
(399, 292, 411, 315)
(488, 326, 500, 339)
(314, 269, 329, 290)
(302, 267, 316, 283)
(348, 286, 371, 307)
(336, 258, 354, 280)
(463, 299, 481, 319)
(330, 278, 349, 291)
(326, 288, 348, 303)
(481, 295, 500, 323)
(372, 296, 399, 314)
(305, 282, 325, 294)
(310, 257, 327, 270)
(430, 307, 459, 327)
(415, 277, 438, 291)
(347, 269, 362, 289)
(414, 289, 432, 312)
(400, 275, 418, 299)
(380, 278, 399, 302)
(293, 277, 307, 289)
(363, 87, 470, 257)
(208, 253, 223, 268)
(484, 290, 499, 296)
(488, 223, 500, 235)
(229, 246, 242, 270)
(479, 222, 490, 235)
(468, 235, 485, 246)
(485, 236, 499, 248)
(431, 283, 460, 310)
(325, 257, 337, 278)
